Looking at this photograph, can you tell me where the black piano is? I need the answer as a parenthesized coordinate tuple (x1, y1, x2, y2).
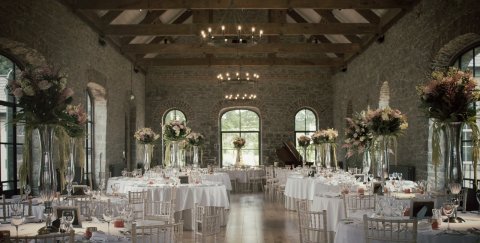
(276, 141, 303, 167)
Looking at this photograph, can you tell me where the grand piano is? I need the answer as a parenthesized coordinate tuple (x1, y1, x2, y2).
(275, 141, 303, 167)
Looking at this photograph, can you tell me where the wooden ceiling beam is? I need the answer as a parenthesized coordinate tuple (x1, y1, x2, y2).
(122, 43, 361, 54)
(120, 10, 166, 45)
(315, 9, 362, 43)
(137, 57, 345, 66)
(355, 9, 380, 24)
(104, 23, 378, 36)
(71, 0, 414, 10)
(100, 10, 123, 24)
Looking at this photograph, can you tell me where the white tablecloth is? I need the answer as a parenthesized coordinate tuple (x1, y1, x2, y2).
(201, 173, 232, 191)
(335, 213, 480, 243)
(224, 169, 265, 183)
(311, 195, 345, 232)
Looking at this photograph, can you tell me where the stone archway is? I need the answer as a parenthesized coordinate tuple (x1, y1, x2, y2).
(0, 38, 46, 67)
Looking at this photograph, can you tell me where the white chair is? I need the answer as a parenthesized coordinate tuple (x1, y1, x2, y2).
(343, 194, 376, 218)
(297, 203, 329, 243)
(194, 204, 222, 242)
(131, 221, 181, 243)
(129, 190, 148, 220)
(11, 230, 75, 243)
(73, 196, 93, 220)
(363, 214, 418, 243)
(143, 200, 175, 223)
(247, 170, 263, 192)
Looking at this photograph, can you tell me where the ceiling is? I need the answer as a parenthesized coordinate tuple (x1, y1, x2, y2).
(61, 0, 419, 72)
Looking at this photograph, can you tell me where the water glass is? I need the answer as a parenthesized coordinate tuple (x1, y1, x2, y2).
(62, 210, 75, 231)
(103, 208, 114, 235)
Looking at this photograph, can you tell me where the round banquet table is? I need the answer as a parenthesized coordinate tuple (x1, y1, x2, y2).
(201, 172, 232, 191)
(311, 195, 345, 232)
(224, 168, 265, 183)
(106, 177, 229, 230)
(335, 212, 480, 243)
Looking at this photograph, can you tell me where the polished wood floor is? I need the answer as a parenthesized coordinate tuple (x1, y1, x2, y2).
(183, 193, 300, 243)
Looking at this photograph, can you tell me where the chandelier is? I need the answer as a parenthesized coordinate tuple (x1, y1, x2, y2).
(218, 70, 259, 100)
(200, 10, 263, 46)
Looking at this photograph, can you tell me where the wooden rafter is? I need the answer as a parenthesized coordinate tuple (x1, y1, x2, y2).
(71, 0, 414, 10)
(122, 43, 361, 54)
(315, 10, 363, 43)
(100, 10, 123, 24)
(104, 23, 378, 36)
(120, 10, 166, 45)
(138, 57, 345, 66)
(355, 9, 380, 24)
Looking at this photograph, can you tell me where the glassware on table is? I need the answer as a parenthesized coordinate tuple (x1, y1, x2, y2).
(103, 208, 114, 235)
(432, 208, 442, 229)
(442, 202, 455, 231)
(111, 183, 120, 196)
(62, 210, 75, 231)
(10, 200, 21, 216)
(11, 213, 24, 237)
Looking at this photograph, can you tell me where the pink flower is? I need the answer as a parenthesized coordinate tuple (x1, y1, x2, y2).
(37, 80, 52, 90)
(13, 88, 23, 98)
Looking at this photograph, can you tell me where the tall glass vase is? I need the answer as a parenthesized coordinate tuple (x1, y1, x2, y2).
(193, 146, 200, 168)
(362, 146, 372, 174)
(65, 137, 76, 198)
(235, 148, 243, 167)
(445, 122, 463, 185)
(170, 141, 179, 169)
(315, 145, 321, 168)
(144, 144, 153, 171)
(302, 147, 307, 167)
(378, 135, 391, 195)
(324, 143, 332, 169)
(37, 125, 58, 234)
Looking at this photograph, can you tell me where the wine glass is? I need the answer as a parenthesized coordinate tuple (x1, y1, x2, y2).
(103, 208, 114, 235)
(23, 185, 31, 200)
(10, 199, 21, 216)
(62, 210, 75, 231)
(442, 202, 454, 231)
(11, 213, 24, 237)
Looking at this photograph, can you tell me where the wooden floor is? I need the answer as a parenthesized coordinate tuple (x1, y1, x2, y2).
(183, 193, 300, 243)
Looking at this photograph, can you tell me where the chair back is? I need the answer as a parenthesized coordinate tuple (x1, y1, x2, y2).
(129, 190, 148, 220)
(343, 194, 376, 218)
(131, 222, 179, 243)
(73, 196, 92, 220)
(194, 204, 222, 238)
(297, 206, 328, 243)
(144, 200, 175, 223)
(363, 215, 417, 243)
(11, 230, 75, 243)
(265, 166, 274, 179)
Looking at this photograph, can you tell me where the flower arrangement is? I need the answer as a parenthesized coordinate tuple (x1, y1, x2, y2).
(417, 67, 479, 122)
(6, 65, 74, 126)
(163, 120, 190, 141)
(187, 132, 205, 146)
(343, 111, 374, 157)
(312, 128, 338, 144)
(63, 104, 87, 137)
(134, 128, 160, 144)
(233, 137, 246, 149)
(297, 135, 311, 148)
(367, 107, 408, 136)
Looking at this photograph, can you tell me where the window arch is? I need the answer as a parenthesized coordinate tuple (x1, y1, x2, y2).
(453, 44, 480, 188)
(220, 109, 260, 167)
(163, 109, 187, 124)
(295, 108, 318, 163)
(84, 92, 94, 185)
(0, 54, 23, 195)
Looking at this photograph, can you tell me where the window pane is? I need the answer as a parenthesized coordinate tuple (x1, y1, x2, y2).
(221, 110, 240, 131)
(240, 110, 259, 131)
(295, 110, 306, 131)
(0, 55, 16, 103)
(164, 110, 186, 123)
(460, 49, 474, 71)
(242, 132, 259, 150)
(242, 149, 259, 166)
(474, 47, 480, 77)
(0, 106, 15, 143)
(1, 144, 15, 185)
(305, 109, 317, 131)
(222, 133, 239, 150)
(222, 149, 235, 166)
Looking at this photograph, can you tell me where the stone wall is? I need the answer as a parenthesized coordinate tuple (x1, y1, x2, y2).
(0, 0, 146, 180)
(145, 66, 333, 166)
(331, 0, 480, 180)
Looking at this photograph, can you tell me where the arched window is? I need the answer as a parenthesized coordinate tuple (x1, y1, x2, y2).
(163, 109, 186, 124)
(295, 108, 318, 162)
(0, 54, 23, 195)
(84, 92, 94, 184)
(220, 109, 260, 166)
(453, 44, 480, 188)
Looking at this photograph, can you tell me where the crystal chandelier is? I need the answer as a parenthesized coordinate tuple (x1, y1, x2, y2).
(217, 71, 259, 82)
(200, 10, 263, 46)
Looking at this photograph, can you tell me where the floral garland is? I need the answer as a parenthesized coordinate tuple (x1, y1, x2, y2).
(417, 67, 480, 189)
(233, 137, 246, 149)
(135, 127, 160, 144)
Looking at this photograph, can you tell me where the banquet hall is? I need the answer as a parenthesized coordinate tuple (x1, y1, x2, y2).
(0, 0, 480, 242)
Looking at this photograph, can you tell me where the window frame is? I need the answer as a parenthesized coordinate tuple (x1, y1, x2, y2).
(84, 91, 94, 184)
(220, 109, 261, 167)
(294, 108, 318, 163)
(0, 54, 23, 196)
(452, 43, 480, 189)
